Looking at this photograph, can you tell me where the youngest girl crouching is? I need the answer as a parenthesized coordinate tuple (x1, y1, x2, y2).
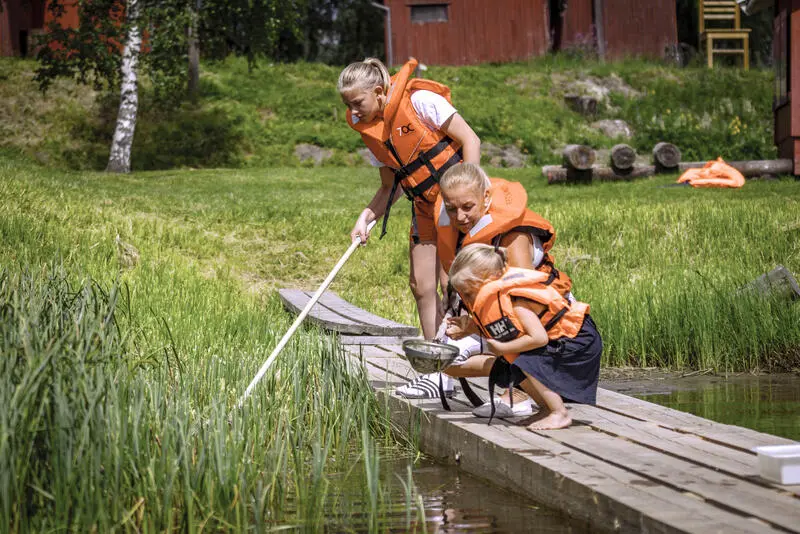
(447, 243, 602, 430)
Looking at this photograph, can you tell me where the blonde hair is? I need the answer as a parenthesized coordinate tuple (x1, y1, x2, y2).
(449, 243, 507, 298)
(440, 163, 492, 196)
(337, 58, 391, 94)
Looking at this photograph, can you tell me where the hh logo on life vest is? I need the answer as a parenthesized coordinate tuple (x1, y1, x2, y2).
(485, 317, 520, 343)
(396, 123, 415, 136)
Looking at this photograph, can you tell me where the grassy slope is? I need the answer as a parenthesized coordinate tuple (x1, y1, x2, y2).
(2, 151, 798, 371)
(0, 56, 776, 169)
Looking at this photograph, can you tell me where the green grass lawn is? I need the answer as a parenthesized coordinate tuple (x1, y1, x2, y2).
(2, 152, 798, 372)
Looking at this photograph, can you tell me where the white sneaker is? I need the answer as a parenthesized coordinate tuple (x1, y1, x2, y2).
(396, 373, 455, 399)
(472, 397, 534, 418)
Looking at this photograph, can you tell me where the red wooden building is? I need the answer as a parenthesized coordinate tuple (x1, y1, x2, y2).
(382, 0, 678, 66)
(741, 0, 800, 173)
(0, 0, 78, 57)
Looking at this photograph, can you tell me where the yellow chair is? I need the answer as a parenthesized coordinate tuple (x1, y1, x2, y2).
(699, 0, 751, 70)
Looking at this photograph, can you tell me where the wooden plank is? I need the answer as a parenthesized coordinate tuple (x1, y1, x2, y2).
(738, 265, 800, 301)
(375, 383, 784, 533)
(361, 350, 799, 450)
(279, 289, 364, 332)
(340, 335, 420, 346)
(343, 344, 406, 360)
(501, 426, 783, 534)
(316, 292, 418, 333)
(530, 425, 800, 532)
(361, 349, 800, 498)
(278, 289, 418, 336)
(345, 342, 800, 531)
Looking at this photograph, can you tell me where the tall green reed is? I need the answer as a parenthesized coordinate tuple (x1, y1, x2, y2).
(0, 262, 412, 532)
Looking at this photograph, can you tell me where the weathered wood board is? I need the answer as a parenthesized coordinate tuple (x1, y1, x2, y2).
(344, 341, 800, 533)
(278, 289, 419, 336)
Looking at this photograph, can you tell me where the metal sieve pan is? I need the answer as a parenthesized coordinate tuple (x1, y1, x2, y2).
(401, 339, 459, 374)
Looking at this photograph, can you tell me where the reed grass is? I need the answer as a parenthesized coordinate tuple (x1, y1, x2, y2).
(0, 261, 427, 531)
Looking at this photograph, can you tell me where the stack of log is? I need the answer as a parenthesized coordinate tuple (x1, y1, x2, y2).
(544, 143, 793, 184)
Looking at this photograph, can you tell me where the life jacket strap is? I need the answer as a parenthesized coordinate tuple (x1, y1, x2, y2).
(394, 136, 458, 178)
(402, 148, 463, 199)
(543, 307, 569, 331)
(438, 371, 451, 411)
(379, 137, 462, 239)
(459, 377, 484, 407)
(380, 174, 403, 239)
(487, 357, 525, 425)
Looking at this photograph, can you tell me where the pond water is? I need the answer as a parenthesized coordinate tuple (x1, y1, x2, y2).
(601, 372, 800, 442)
(313, 456, 586, 533)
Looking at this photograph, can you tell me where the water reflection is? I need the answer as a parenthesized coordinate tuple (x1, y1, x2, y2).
(408, 460, 581, 533)
(606, 373, 800, 442)
(318, 456, 585, 533)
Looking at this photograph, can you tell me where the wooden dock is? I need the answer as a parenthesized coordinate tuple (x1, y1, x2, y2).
(280, 289, 800, 534)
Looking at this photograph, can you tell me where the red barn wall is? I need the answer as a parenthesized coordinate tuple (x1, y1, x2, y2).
(560, 0, 594, 49)
(774, 0, 800, 173)
(388, 0, 549, 66)
(600, 0, 677, 59)
(1, 0, 76, 57)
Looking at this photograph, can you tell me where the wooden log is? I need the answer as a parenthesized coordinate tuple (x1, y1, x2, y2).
(562, 144, 595, 170)
(678, 159, 794, 176)
(610, 143, 637, 173)
(543, 164, 655, 184)
(652, 142, 681, 172)
(737, 265, 800, 302)
(544, 159, 795, 184)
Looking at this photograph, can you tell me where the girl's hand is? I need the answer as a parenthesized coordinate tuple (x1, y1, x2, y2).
(350, 216, 370, 244)
(445, 315, 472, 339)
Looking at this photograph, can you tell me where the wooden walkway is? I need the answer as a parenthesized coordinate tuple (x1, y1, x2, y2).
(279, 289, 800, 534)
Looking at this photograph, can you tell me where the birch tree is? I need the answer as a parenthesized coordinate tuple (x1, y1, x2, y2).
(36, 0, 189, 173)
(106, 0, 142, 173)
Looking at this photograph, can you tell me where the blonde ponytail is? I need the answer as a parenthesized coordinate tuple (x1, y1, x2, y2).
(337, 57, 391, 94)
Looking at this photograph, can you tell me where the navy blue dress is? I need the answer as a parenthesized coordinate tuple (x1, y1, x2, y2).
(511, 315, 602, 405)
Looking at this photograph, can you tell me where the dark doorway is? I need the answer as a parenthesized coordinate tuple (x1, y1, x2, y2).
(549, 0, 564, 51)
(19, 30, 29, 57)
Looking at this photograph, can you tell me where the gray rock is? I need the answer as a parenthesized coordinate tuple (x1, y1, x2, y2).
(481, 143, 528, 168)
(590, 119, 633, 139)
(294, 143, 333, 165)
(561, 74, 641, 116)
(356, 148, 374, 166)
(564, 94, 598, 116)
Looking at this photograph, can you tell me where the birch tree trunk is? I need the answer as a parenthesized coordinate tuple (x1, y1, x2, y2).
(106, 0, 142, 173)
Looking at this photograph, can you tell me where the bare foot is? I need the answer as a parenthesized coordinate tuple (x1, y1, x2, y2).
(526, 410, 572, 430)
(517, 409, 550, 426)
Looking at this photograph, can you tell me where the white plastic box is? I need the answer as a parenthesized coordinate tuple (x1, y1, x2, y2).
(752, 444, 800, 485)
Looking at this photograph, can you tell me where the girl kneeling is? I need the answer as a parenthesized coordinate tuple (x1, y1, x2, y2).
(448, 244, 602, 430)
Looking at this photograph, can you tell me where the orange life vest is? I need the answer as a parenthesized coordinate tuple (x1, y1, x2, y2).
(468, 267, 589, 363)
(346, 58, 463, 238)
(435, 178, 572, 296)
(677, 157, 745, 188)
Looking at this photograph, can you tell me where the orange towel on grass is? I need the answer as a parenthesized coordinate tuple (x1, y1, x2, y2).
(677, 157, 745, 188)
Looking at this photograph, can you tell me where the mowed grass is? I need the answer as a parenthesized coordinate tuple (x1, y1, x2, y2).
(1, 152, 799, 374)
